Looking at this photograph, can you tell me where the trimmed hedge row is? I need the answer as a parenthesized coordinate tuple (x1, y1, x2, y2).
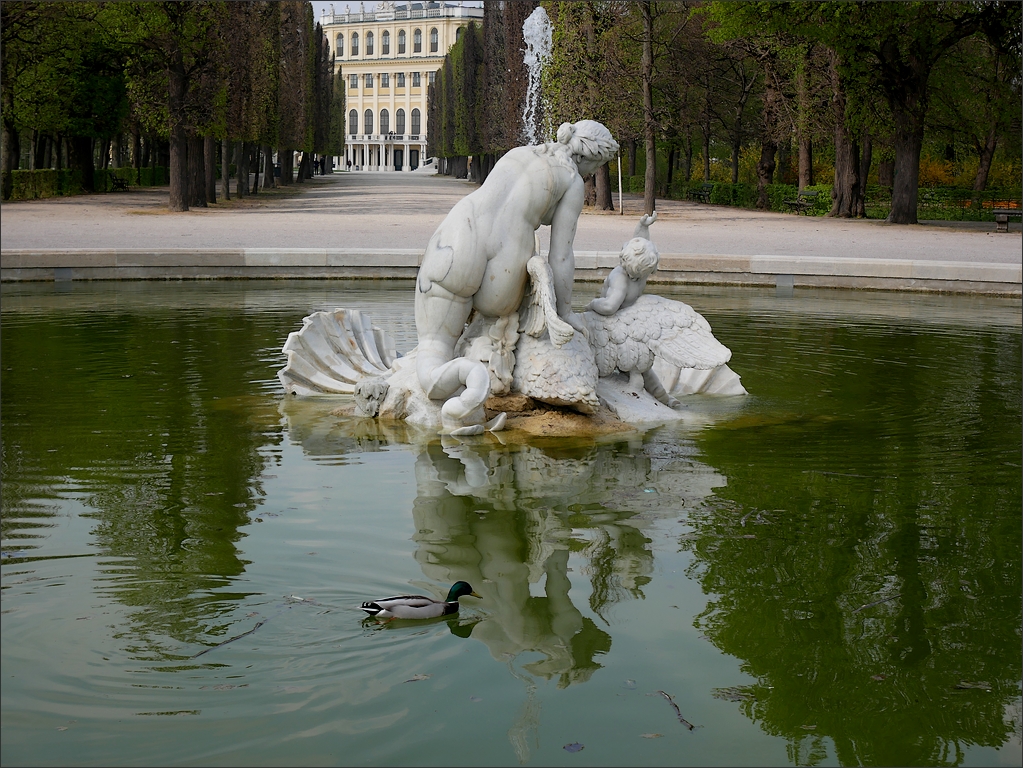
(622, 176, 1019, 221)
(5, 167, 169, 200)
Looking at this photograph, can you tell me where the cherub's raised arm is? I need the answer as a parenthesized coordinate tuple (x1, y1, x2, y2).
(633, 211, 657, 240)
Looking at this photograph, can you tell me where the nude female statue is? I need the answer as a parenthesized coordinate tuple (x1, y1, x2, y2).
(414, 120, 619, 434)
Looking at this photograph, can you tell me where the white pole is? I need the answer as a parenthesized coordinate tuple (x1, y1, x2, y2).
(617, 153, 623, 215)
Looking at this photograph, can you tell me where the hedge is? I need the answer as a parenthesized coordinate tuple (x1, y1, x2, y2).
(5, 167, 169, 200)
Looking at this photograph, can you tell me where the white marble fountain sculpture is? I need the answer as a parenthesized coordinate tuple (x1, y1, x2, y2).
(278, 120, 746, 434)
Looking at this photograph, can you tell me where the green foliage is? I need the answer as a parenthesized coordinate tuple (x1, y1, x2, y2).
(7, 166, 169, 199)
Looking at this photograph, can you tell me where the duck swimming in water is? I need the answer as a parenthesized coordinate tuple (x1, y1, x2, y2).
(360, 581, 481, 620)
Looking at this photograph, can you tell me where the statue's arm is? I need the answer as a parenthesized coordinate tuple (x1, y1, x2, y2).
(548, 178, 585, 319)
(633, 211, 657, 240)
(586, 269, 629, 315)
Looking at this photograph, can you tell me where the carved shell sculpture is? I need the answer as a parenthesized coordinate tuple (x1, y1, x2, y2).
(585, 294, 731, 378)
(278, 309, 398, 396)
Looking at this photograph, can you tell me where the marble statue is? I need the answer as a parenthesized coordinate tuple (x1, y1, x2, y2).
(278, 121, 747, 434)
(414, 119, 618, 434)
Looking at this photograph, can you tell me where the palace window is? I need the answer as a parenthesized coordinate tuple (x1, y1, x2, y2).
(413, 28, 422, 53)
(349, 73, 358, 89)
(366, 31, 374, 55)
(348, 109, 358, 135)
(429, 28, 438, 53)
(381, 72, 389, 87)
(428, 70, 436, 85)
(382, 30, 390, 55)
(396, 72, 406, 88)
(380, 109, 389, 134)
(336, 33, 344, 56)
(412, 71, 421, 87)
(351, 32, 359, 55)
(364, 109, 374, 135)
(456, 27, 463, 42)
(396, 109, 406, 134)
(411, 108, 421, 135)
(398, 30, 406, 54)
(364, 73, 373, 88)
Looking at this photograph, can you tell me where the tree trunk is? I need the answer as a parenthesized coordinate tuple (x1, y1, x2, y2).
(221, 139, 230, 201)
(887, 114, 922, 224)
(133, 131, 142, 184)
(167, 58, 189, 211)
(583, 174, 596, 206)
(595, 163, 613, 211)
(730, 139, 740, 184)
(682, 133, 692, 183)
(641, 1, 656, 216)
(627, 139, 637, 177)
(828, 57, 858, 218)
(187, 134, 206, 208)
(236, 142, 247, 197)
(204, 135, 217, 204)
(797, 137, 813, 190)
(110, 134, 121, 169)
(261, 145, 275, 189)
(756, 139, 777, 210)
(70, 136, 96, 193)
(971, 125, 998, 209)
(251, 145, 261, 193)
(664, 146, 675, 196)
(855, 131, 872, 218)
(702, 124, 711, 182)
(279, 150, 291, 185)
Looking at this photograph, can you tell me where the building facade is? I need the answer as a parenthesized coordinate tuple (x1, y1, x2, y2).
(321, 1, 483, 171)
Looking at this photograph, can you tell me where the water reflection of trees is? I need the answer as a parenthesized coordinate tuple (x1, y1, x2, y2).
(1, 304, 284, 656)
(683, 319, 1022, 766)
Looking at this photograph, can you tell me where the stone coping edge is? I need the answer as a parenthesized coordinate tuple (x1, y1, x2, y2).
(2, 249, 1020, 295)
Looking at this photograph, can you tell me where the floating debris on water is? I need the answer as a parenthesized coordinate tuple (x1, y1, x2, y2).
(640, 733, 663, 739)
(404, 674, 431, 683)
(563, 742, 584, 753)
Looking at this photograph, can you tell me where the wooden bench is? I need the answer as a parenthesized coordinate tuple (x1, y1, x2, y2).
(993, 206, 1021, 232)
(110, 176, 130, 192)
(784, 189, 819, 214)
(688, 182, 714, 204)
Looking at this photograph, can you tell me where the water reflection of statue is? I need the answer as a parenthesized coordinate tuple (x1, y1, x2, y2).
(409, 435, 675, 686)
(414, 120, 618, 434)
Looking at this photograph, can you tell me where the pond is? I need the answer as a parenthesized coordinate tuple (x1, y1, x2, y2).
(1, 280, 1020, 767)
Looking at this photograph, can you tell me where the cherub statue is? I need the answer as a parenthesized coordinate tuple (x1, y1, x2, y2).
(583, 213, 732, 408)
(586, 212, 659, 316)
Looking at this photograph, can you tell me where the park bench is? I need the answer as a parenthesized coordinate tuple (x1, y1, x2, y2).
(784, 189, 819, 214)
(688, 182, 714, 204)
(993, 204, 1021, 232)
(110, 176, 130, 192)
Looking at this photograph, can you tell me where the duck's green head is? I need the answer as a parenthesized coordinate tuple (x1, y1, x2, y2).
(446, 581, 481, 602)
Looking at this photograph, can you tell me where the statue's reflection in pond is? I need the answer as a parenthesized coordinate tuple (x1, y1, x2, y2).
(280, 397, 724, 688)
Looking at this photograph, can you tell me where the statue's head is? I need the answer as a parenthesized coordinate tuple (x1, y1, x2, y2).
(556, 120, 619, 175)
(620, 237, 659, 280)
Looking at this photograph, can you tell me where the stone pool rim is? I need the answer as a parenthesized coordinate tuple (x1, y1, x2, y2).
(1, 248, 1020, 296)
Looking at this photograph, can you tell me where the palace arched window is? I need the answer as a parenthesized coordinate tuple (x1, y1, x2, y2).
(336, 33, 344, 56)
(455, 27, 463, 42)
(366, 31, 374, 55)
(413, 29, 422, 53)
(396, 108, 406, 135)
(380, 109, 390, 134)
(411, 108, 421, 136)
(348, 109, 358, 135)
(398, 30, 406, 54)
(351, 32, 359, 55)
(364, 109, 374, 135)
(429, 28, 438, 53)
(382, 30, 390, 55)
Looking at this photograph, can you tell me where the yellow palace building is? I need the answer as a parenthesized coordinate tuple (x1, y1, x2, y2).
(321, 1, 483, 171)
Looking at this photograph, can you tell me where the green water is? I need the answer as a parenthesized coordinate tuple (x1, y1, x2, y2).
(1, 281, 1020, 767)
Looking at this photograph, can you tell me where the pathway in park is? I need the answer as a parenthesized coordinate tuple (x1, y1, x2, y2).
(1, 170, 1019, 292)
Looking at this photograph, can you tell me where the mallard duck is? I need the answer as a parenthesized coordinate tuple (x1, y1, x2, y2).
(360, 581, 481, 620)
